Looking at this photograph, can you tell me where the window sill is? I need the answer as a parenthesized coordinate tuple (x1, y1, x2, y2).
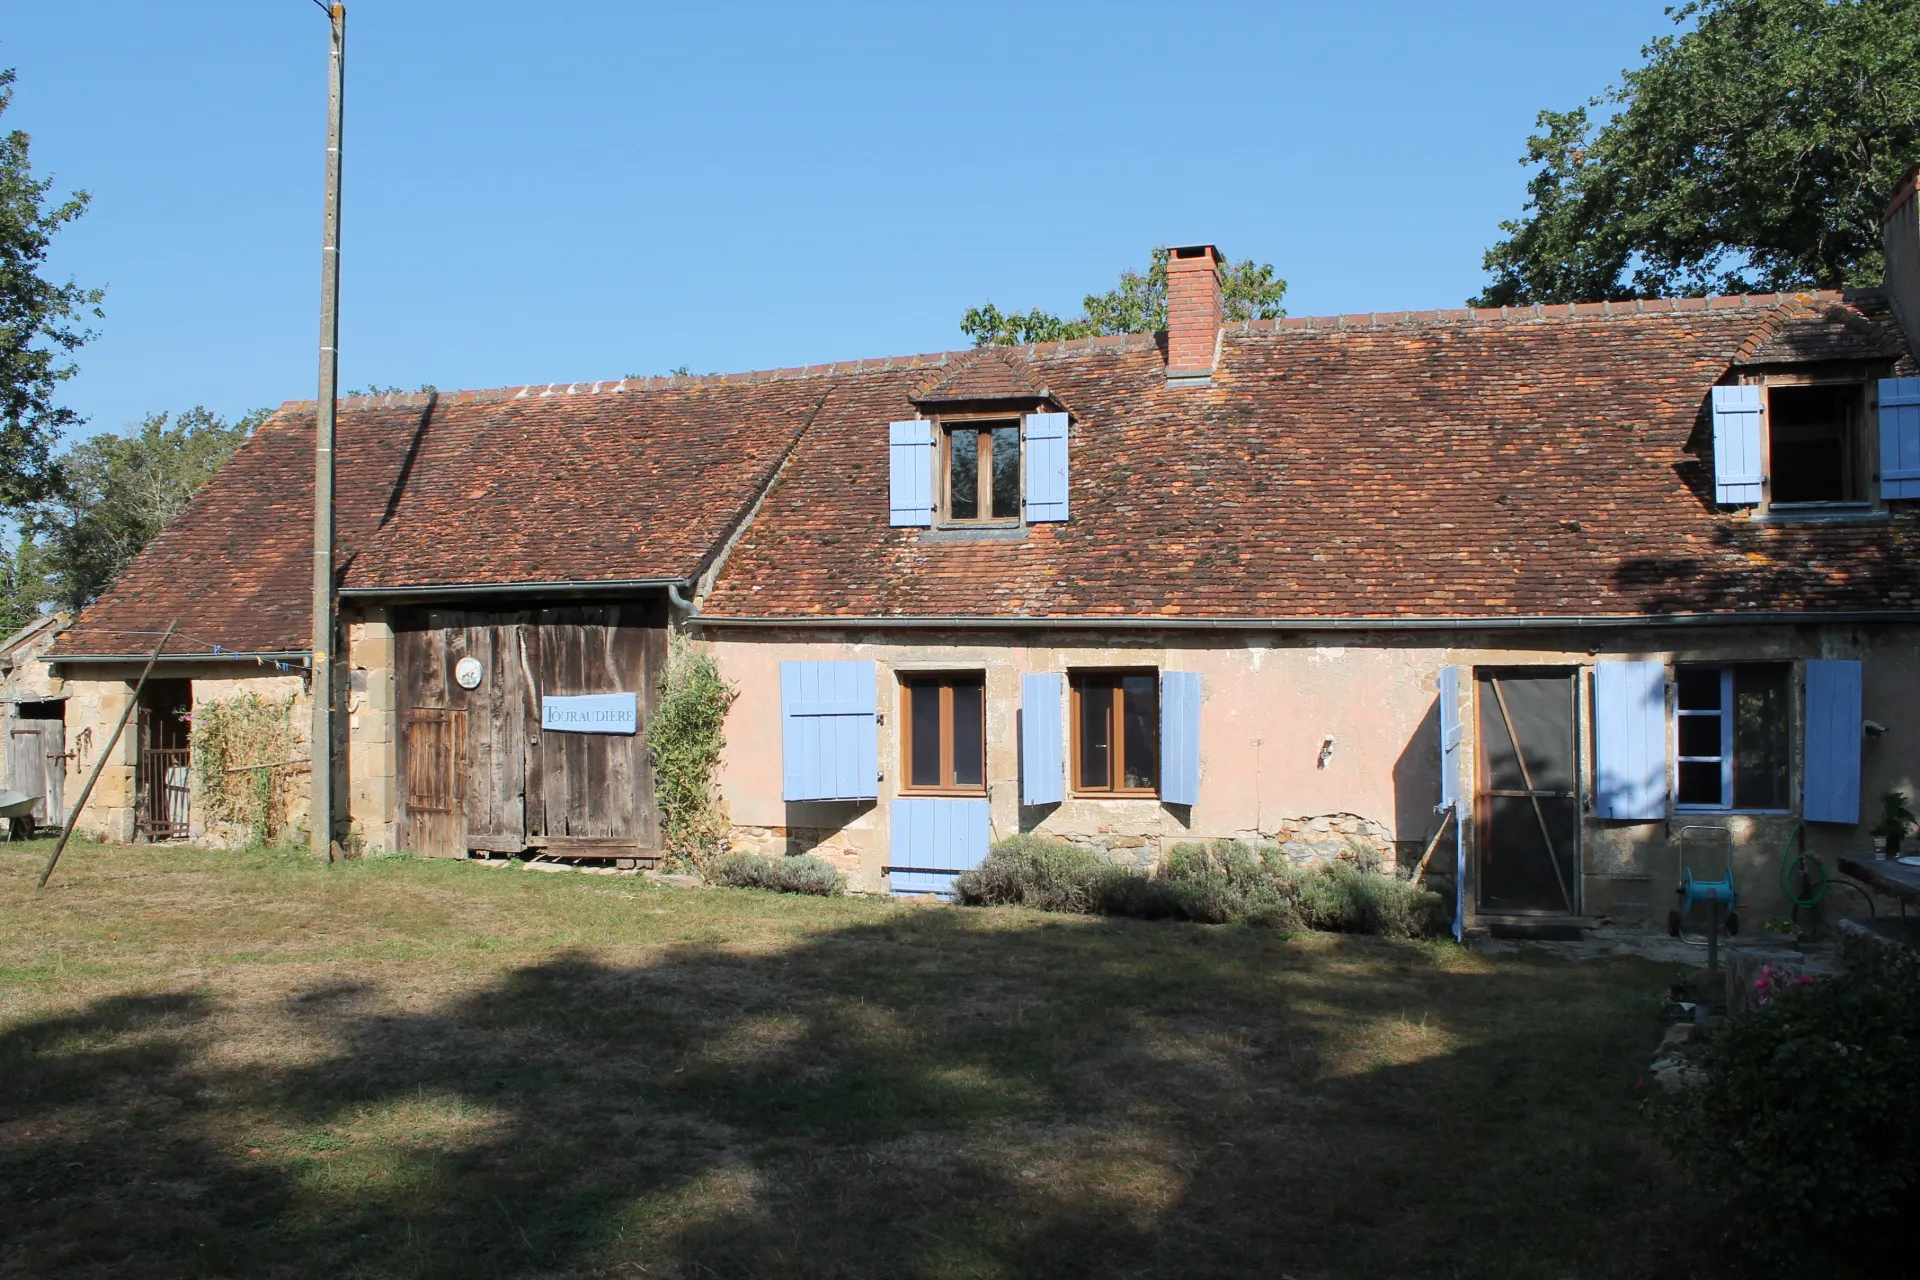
(898, 788, 989, 799)
(920, 525, 1027, 543)
(1748, 504, 1888, 526)
(1070, 791, 1162, 801)
(1672, 807, 1793, 816)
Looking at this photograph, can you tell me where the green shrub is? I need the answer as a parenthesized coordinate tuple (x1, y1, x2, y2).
(646, 641, 737, 866)
(710, 852, 845, 897)
(1664, 949, 1920, 1264)
(956, 836, 1443, 937)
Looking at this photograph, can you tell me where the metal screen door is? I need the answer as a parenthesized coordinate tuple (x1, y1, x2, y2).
(1475, 670, 1580, 914)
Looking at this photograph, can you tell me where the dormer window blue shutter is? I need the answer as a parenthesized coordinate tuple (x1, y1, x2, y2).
(1023, 412, 1069, 522)
(1020, 672, 1064, 805)
(1593, 661, 1667, 820)
(780, 660, 878, 801)
(1879, 378, 1920, 500)
(1710, 385, 1764, 505)
(1803, 659, 1863, 824)
(889, 420, 934, 526)
(1159, 671, 1201, 805)
(1438, 665, 1463, 816)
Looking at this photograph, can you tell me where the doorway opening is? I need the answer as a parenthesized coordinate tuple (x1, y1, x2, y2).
(1475, 669, 1580, 915)
(137, 678, 192, 840)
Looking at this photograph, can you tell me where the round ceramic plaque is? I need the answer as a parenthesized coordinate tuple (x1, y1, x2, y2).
(454, 656, 483, 690)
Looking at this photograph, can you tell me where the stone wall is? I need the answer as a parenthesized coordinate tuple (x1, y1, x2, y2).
(346, 609, 397, 853)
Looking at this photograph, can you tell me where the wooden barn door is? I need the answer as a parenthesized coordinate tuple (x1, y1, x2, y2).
(8, 718, 65, 827)
(401, 707, 467, 858)
(395, 603, 664, 858)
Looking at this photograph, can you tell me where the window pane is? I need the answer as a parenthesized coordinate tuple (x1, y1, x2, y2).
(1769, 385, 1854, 503)
(909, 684, 942, 788)
(1078, 682, 1112, 788)
(949, 430, 979, 520)
(950, 680, 984, 787)
(1677, 760, 1723, 807)
(1121, 674, 1158, 790)
(1677, 714, 1722, 759)
(989, 425, 1020, 519)
(1733, 665, 1790, 809)
(1676, 667, 1720, 711)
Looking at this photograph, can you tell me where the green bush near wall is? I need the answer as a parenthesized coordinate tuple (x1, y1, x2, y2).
(709, 852, 846, 897)
(954, 836, 1445, 938)
(645, 641, 736, 867)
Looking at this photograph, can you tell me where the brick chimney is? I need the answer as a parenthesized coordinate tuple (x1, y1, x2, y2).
(1165, 244, 1224, 384)
(1883, 164, 1920, 345)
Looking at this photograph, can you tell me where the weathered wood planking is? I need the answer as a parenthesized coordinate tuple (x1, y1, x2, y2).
(394, 603, 664, 857)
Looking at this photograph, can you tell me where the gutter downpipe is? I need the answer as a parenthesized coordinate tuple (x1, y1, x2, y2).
(666, 580, 698, 616)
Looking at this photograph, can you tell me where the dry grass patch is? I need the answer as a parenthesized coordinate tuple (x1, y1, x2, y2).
(0, 841, 1780, 1278)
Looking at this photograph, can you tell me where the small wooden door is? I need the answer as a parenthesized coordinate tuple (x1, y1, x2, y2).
(1476, 670, 1581, 914)
(402, 707, 467, 858)
(8, 719, 65, 826)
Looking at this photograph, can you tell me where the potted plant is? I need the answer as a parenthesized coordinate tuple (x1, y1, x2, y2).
(1872, 790, 1916, 856)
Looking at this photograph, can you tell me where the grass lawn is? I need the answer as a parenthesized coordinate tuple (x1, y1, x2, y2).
(3, 841, 1735, 1279)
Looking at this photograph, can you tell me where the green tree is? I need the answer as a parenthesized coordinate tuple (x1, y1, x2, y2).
(0, 526, 49, 637)
(1474, 0, 1920, 306)
(961, 249, 1287, 346)
(0, 68, 103, 507)
(37, 406, 264, 609)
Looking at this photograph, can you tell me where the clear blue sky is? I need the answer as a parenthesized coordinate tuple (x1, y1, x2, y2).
(8, 0, 1682, 440)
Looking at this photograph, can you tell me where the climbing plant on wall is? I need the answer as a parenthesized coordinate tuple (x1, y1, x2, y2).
(645, 640, 736, 867)
(191, 692, 300, 846)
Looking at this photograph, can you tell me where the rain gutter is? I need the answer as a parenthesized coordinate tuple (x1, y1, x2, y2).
(688, 610, 1920, 632)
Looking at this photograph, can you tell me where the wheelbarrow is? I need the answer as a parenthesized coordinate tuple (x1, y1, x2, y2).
(1670, 824, 1741, 971)
(0, 788, 41, 841)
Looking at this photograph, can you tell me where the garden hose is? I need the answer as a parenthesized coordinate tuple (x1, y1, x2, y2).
(1778, 822, 1828, 909)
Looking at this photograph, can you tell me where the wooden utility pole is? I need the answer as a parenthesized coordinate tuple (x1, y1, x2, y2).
(311, 2, 345, 862)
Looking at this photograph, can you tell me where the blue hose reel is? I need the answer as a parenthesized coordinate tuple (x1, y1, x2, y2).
(1669, 825, 1741, 962)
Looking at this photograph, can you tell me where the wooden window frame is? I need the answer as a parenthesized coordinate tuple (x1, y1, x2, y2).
(1069, 669, 1159, 797)
(898, 671, 987, 796)
(1747, 371, 1882, 513)
(936, 414, 1023, 527)
(1671, 662, 1792, 815)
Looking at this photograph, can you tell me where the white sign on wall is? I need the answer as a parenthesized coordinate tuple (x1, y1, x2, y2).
(454, 657, 483, 690)
(541, 692, 639, 735)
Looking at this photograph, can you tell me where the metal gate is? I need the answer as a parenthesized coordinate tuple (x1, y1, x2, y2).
(138, 747, 192, 839)
(1475, 670, 1581, 914)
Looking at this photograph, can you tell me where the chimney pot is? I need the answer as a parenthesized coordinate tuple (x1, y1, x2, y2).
(1165, 244, 1224, 383)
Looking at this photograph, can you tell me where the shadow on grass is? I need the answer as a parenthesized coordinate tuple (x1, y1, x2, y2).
(2, 908, 1737, 1279)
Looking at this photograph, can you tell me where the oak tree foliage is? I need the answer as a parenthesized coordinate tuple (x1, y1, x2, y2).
(0, 68, 103, 507)
(1475, 0, 1920, 306)
(962, 248, 1287, 346)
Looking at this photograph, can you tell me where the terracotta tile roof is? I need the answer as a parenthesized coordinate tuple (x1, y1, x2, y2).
(53, 380, 823, 657)
(912, 348, 1049, 404)
(51, 287, 1920, 656)
(699, 289, 1920, 621)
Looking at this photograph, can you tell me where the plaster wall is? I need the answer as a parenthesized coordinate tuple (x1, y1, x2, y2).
(706, 625, 1920, 920)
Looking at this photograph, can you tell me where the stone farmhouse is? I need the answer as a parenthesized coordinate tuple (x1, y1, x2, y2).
(39, 167, 1920, 930)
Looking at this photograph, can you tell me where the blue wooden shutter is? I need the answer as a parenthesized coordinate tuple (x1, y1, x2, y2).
(1593, 661, 1667, 820)
(1710, 385, 1764, 505)
(1803, 659, 1863, 824)
(1159, 671, 1201, 805)
(888, 796, 990, 896)
(1020, 672, 1064, 805)
(1438, 665, 1463, 815)
(1880, 378, 1920, 500)
(1023, 412, 1070, 522)
(889, 419, 934, 527)
(1437, 666, 1466, 942)
(780, 660, 878, 801)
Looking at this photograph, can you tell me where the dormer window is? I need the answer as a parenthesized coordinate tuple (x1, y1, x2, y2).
(942, 418, 1021, 523)
(1766, 381, 1870, 505)
(1710, 372, 1918, 515)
